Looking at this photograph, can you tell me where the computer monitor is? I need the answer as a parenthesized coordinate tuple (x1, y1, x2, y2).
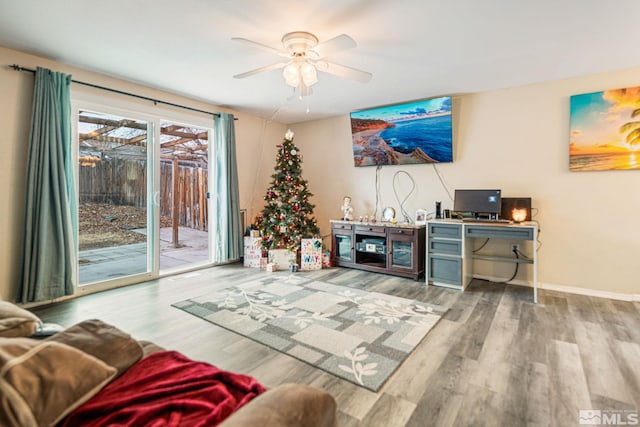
(453, 189, 502, 217)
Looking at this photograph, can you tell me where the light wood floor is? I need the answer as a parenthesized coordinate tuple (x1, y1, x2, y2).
(32, 265, 640, 427)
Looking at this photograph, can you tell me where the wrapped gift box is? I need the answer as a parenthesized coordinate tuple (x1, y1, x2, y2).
(268, 248, 297, 270)
(243, 236, 263, 268)
(322, 251, 332, 268)
(301, 238, 322, 271)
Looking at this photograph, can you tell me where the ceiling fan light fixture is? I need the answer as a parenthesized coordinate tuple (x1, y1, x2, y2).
(300, 62, 318, 86)
(283, 63, 300, 87)
(233, 31, 371, 96)
(283, 61, 318, 88)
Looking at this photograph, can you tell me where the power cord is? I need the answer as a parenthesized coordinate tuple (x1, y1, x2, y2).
(513, 247, 531, 260)
(472, 238, 490, 253)
(248, 117, 271, 223)
(432, 164, 454, 202)
(492, 246, 520, 284)
(393, 170, 415, 223)
(530, 208, 542, 251)
(473, 244, 522, 283)
(373, 165, 382, 220)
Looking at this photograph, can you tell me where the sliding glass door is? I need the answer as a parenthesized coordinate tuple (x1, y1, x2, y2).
(73, 98, 215, 291)
(77, 110, 153, 285)
(158, 121, 211, 272)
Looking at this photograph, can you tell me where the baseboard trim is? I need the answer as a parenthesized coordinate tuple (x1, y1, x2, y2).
(540, 282, 640, 302)
(472, 274, 639, 302)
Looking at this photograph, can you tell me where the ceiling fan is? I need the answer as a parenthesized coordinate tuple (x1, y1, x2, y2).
(232, 31, 372, 95)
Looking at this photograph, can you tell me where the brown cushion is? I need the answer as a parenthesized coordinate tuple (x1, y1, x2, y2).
(0, 337, 117, 427)
(0, 301, 41, 338)
(219, 383, 338, 427)
(139, 339, 166, 357)
(43, 319, 143, 375)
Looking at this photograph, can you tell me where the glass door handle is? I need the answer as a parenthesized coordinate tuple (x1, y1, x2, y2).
(152, 191, 160, 206)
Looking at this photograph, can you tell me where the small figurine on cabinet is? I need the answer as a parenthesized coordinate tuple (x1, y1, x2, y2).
(341, 195, 354, 221)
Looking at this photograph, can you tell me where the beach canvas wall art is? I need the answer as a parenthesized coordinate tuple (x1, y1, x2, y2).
(569, 86, 640, 171)
(350, 97, 453, 167)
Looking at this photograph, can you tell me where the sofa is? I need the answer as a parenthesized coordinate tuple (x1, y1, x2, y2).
(0, 301, 338, 427)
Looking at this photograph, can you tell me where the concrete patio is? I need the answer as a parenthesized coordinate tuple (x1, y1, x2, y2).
(79, 226, 209, 284)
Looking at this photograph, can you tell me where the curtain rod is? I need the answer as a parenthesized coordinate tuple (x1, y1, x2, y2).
(9, 64, 236, 119)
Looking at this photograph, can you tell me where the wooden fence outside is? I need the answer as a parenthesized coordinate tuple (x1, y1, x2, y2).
(159, 161, 209, 231)
(79, 158, 208, 231)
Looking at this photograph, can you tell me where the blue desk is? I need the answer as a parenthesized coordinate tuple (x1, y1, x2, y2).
(426, 220, 539, 303)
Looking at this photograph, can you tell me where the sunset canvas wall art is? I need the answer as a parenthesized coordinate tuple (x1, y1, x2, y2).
(569, 86, 640, 171)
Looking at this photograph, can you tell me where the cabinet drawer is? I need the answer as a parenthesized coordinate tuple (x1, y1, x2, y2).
(428, 223, 462, 239)
(332, 223, 353, 231)
(355, 225, 386, 236)
(428, 255, 462, 286)
(429, 239, 462, 256)
(388, 227, 415, 236)
(465, 225, 533, 240)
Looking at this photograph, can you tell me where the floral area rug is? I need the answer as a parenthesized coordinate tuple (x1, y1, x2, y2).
(172, 273, 447, 391)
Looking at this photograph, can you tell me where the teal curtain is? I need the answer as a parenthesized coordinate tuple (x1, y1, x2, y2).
(213, 113, 242, 262)
(19, 67, 76, 303)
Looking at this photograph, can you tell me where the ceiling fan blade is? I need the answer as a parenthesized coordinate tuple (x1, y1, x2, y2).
(233, 62, 287, 79)
(313, 34, 357, 58)
(315, 61, 372, 83)
(231, 37, 289, 58)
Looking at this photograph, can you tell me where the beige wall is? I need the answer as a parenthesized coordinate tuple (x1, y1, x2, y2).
(2, 44, 639, 300)
(290, 69, 640, 297)
(0, 46, 285, 301)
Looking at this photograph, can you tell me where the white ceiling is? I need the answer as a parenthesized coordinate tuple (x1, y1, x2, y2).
(1, 0, 640, 124)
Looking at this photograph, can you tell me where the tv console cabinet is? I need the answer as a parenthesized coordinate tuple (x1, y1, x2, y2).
(426, 219, 539, 303)
(330, 220, 426, 280)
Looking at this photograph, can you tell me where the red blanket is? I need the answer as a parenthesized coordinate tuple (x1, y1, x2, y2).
(59, 351, 266, 427)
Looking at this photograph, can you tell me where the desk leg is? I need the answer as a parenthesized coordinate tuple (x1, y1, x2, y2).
(533, 230, 538, 304)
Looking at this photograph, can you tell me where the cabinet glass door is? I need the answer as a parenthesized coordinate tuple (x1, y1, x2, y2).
(391, 240, 413, 269)
(335, 234, 353, 261)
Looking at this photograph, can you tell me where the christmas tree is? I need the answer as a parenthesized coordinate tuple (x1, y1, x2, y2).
(255, 129, 320, 250)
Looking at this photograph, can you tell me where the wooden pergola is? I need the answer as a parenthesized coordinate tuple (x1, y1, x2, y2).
(78, 112, 208, 166)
